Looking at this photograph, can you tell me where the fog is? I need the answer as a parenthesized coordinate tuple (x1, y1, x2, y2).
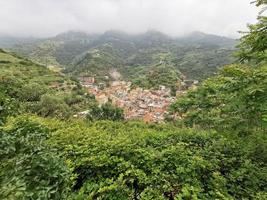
(0, 0, 261, 38)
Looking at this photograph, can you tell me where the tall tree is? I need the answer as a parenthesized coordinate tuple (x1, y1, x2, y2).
(237, 0, 267, 64)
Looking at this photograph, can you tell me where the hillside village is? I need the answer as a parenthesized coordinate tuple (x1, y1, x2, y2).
(78, 76, 198, 122)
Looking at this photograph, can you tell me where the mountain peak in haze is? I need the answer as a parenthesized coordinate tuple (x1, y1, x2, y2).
(186, 31, 234, 39)
(178, 31, 236, 47)
(55, 31, 98, 41)
(142, 30, 171, 39)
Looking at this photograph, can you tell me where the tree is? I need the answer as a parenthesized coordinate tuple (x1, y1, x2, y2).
(169, 65, 267, 132)
(86, 103, 124, 121)
(33, 94, 71, 119)
(237, 1, 267, 64)
(19, 83, 47, 102)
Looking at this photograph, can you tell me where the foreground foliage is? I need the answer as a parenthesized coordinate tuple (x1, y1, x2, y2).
(2, 117, 265, 200)
(0, 119, 70, 199)
(237, 0, 267, 65)
(170, 64, 267, 133)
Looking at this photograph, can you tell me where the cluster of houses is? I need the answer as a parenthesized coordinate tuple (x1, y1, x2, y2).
(100, 81, 176, 122)
(78, 76, 198, 123)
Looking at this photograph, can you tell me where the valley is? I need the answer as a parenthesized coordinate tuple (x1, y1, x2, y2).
(1, 0, 266, 197)
(78, 75, 198, 122)
(0, 31, 236, 123)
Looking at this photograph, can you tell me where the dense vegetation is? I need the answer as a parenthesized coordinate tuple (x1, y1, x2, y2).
(129, 57, 182, 90)
(1, 31, 235, 85)
(66, 44, 125, 83)
(1, 117, 266, 199)
(0, 49, 97, 119)
(86, 103, 124, 121)
(170, 64, 267, 133)
(0, 1, 266, 199)
(0, 119, 70, 199)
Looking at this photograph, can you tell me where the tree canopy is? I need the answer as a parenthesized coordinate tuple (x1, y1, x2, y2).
(86, 103, 124, 121)
(237, 0, 267, 64)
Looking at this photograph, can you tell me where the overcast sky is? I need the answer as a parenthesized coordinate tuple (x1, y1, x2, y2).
(0, 0, 262, 38)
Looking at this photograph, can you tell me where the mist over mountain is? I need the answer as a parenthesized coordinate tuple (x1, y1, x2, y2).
(0, 0, 259, 38)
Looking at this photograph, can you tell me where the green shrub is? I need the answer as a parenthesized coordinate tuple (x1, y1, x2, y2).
(47, 120, 267, 200)
(33, 94, 71, 119)
(0, 118, 70, 199)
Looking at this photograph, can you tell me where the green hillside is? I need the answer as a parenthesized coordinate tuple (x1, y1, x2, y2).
(66, 44, 125, 82)
(2, 31, 236, 86)
(0, 49, 96, 120)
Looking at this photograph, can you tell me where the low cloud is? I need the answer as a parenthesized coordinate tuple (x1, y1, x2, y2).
(0, 0, 260, 38)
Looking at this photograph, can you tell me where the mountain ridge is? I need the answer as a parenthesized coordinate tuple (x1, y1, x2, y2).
(0, 30, 236, 87)
(0, 30, 236, 47)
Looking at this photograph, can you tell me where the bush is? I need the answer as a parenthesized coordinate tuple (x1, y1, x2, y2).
(48, 120, 267, 200)
(0, 90, 18, 125)
(19, 83, 47, 102)
(33, 94, 71, 119)
(0, 118, 70, 199)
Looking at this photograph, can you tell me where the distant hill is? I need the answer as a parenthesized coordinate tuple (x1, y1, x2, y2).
(0, 36, 39, 48)
(0, 31, 236, 87)
(66, 44, 125, 82)
(177, 31, 236, 47)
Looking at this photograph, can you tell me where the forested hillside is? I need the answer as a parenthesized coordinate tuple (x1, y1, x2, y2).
(1, 30, 236, 85)
(0, 49, 96, 121)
